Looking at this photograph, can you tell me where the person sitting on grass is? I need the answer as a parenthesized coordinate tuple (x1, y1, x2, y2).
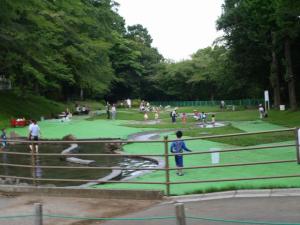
(170, 131, 192, 176)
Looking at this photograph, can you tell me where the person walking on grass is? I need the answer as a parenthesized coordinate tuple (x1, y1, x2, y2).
(170, 131, 192, 176)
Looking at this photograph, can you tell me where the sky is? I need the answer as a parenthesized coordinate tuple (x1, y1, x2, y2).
(116, 0, 224, 61)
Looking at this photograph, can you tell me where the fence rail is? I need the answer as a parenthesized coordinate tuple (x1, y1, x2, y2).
(151, 98, 263, 107)
(0, 128, 299, 196)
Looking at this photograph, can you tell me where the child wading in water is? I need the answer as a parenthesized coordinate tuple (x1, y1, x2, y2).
(170, 131, 192, 176)
(1, 128, 7, 150)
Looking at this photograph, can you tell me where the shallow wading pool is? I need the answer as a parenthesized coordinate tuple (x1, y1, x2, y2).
(0, 143, 157, 187)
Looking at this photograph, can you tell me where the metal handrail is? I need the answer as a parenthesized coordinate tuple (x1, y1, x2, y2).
(0, 159, 295, 171)
(0, 127, 298, 196)
(5, 128, 295, 144)
(0, 143, 295, 157)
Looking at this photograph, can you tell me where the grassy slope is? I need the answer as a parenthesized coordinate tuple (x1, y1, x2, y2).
(0, 91, 65, 128)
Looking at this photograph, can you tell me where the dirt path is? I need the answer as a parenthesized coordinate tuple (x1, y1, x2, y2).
(0, 192, 161, 225)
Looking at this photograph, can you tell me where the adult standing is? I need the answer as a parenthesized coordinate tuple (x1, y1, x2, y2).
(171, 109, 177, 123)
(220, 100, 225, 111)
(111, 104, 117, 120)
(106, 102, 111, 119)
(126, 98, 132, 108)
(29, 120, 41, 152)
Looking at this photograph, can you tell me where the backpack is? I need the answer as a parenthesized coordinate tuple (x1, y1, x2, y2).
(170, 111, 173, 117)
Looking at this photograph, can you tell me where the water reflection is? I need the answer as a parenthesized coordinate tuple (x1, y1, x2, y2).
(0, 143, 158, 186)
(31, 155, 43, 185)
(2, 150, 8, 176)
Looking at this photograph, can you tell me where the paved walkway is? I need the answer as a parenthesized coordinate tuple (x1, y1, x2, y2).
(102, 189, 300, 225)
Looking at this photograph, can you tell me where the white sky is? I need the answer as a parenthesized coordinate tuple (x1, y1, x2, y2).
(116, 0, 224, 61)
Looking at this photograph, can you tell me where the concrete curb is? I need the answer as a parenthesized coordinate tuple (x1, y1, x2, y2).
(164, 188, 300, 203)
(0, 185, 164, 200)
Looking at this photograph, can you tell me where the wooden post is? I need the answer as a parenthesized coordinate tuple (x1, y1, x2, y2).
(164, 136, 170, 196)
(34, 203, 43, 225)
(175, 203, 186, 225)
(296, 128, 300, 164)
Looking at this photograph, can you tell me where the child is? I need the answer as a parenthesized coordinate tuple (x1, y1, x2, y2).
(144, 112, 149, 120)
(258, 104, 265, 119)
(170, 131, 192, 176)
(1, 128, 7, 150)
(201, 112, 207, 124)
(211, 114, 216, 127)
(154, 111, 159, 120)
(181, 112, 187, 124)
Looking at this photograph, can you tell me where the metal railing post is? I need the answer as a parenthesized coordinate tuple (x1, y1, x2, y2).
(164, 136, 170, 196)
(296, 128, 300, 164)
(175, 203, 186, 225)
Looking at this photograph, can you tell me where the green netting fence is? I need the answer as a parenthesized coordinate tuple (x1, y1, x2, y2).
(1, 213, 300, 225)
(151, 99, 264, 107)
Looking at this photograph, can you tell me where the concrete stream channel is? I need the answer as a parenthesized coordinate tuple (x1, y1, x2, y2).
(0, 133, 164, 188)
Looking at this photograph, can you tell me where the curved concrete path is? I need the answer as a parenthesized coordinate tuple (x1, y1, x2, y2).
(102, 189, 300, 225)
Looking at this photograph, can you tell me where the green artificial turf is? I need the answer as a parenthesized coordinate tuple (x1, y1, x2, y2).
(5, 106, 300, 195)
(7, 117, 155, 139)
(94, 139, 300, 195)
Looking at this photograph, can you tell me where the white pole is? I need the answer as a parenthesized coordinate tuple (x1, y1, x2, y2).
(175, 203, 186, 225)
(296, 128, 300, 164)
(34, 203, 43, 225)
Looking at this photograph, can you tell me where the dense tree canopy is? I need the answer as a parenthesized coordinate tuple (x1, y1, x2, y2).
(0, 0, 299, 107)
(0, 0, 162, 101)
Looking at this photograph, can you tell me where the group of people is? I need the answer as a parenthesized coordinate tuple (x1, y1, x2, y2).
(74, 104, 90, 115)
(106, 102, 117, 120)
(59, 108, 72, 122)
(169, 109, 216, 126)
(0, 119, 41, 152)
(139, 100, 152, 112)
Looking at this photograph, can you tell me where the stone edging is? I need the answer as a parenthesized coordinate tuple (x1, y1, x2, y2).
(164, 188, 300, 203)
(0, 185, 163, 200)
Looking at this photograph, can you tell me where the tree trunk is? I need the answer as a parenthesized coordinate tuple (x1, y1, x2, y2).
(80, 88, 84, 100)
(284, 38, 297, 110)
(270, 32, 281, 108)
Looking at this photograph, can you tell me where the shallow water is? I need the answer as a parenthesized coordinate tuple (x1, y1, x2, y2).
(0, 143, 157, 186)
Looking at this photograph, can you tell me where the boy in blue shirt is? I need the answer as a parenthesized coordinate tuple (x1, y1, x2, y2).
(1, 128, 7, 150)
(170, 131, 192, 176)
